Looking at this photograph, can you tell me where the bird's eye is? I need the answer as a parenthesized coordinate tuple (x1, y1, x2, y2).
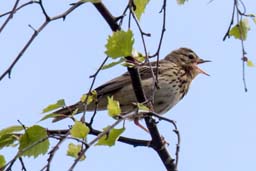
(188, 53, 195, 60)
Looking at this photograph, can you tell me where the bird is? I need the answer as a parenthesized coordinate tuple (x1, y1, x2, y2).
(52, 47, 210, 129)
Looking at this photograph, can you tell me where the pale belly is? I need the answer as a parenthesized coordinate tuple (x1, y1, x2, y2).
(149, 81, 182, 114)
(113, 78, 184, 115)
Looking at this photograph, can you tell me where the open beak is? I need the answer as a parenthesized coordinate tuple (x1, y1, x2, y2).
(194, 59, 211, 76)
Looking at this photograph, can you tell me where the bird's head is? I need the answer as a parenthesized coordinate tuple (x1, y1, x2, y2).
(165, 47, 211, 77)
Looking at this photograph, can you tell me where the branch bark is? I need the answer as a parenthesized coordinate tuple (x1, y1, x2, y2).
(92, 2, 176, 171)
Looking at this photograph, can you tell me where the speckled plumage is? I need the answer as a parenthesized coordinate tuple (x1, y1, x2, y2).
(52, 47, 209, 122)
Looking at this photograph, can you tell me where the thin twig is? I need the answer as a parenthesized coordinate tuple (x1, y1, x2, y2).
(148, 112, 180, 168)
(150, 0, 167, 58)
(222, 0, 249, 92)
(38, 0, 50, 20)
(153, 0, 167, 84)
(0, 0, 20, 33)
(234, 0, 248, 92)
(0, 1, 36, 18)
(0, 2, 84, 82)
(117, 3, 129, 26)
(222, 0, 236, 41)
(68, 114, 132, 171)
(41, 132, 70, 171)
(129, 6, 158, 105)
(18, 157, 27, 171)
(79, 56, 109, 123)
(88, 103, 99, 126)
(2, 136, 49, 171)
(236, 18, 248, 91)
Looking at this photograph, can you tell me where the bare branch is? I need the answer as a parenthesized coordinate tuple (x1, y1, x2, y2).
(18, 157, 27, 171)
(92, 2, 176, 171)
(41, 132, 69, 171)
(0, 0, 20, 33)
(0, 2, 84, 82)
(223, 1, 236, 41)
(222, 0, 249, 92)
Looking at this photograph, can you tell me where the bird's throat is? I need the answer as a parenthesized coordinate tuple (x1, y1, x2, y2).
(193, 64, 209, 76)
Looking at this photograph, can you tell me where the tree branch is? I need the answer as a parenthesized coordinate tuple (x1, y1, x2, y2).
(47, 126, 150, 147)
(0, 0, 20, 33)
(92, 2, 176, 171)
(0, 1, 84, 82)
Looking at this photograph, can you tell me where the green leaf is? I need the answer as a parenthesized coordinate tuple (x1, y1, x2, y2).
(105, 30, 134, 58)
(0, 126, 21, 149)
(122, 62, 136, 68)
(19, 125, 49, 158)
(248, 14, 256, 23)
(0, 155, 5, 168)
(67, 143, 85, 160)
(102, 58, 125, 70)
(96, 127, 125, 146)
(39, 113, 65, 122)
(70, 121, 90, 139)
(42, 99, 65, 113)
(177, 0, 187, 5)
(107, 96, 121, 117)
(135, 103, 150, 112)
(120, 50, 145, 68)
(229, 19, 250, 40)
(133, 52, 145, 63)
(80, 90, 97, 104)
(133, 0, 149, 20)
(0, 125, 23, 137)
(247, 60, 255, 67)
(0, 134, 19, 150)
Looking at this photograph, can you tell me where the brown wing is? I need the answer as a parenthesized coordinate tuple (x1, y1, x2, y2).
(94, 73, 131, 97)
(52, 60, 166, 122)
(94, 60, 165, 96)
(52, 72, 132, 122)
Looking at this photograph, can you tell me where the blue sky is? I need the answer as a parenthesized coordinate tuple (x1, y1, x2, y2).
(1, 0, 256, 170)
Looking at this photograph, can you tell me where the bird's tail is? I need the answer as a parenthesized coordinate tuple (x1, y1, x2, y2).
(52, 102, 82, 122)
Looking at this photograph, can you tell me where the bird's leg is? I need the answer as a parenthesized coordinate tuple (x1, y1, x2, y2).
(134, 118, 149, 133)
